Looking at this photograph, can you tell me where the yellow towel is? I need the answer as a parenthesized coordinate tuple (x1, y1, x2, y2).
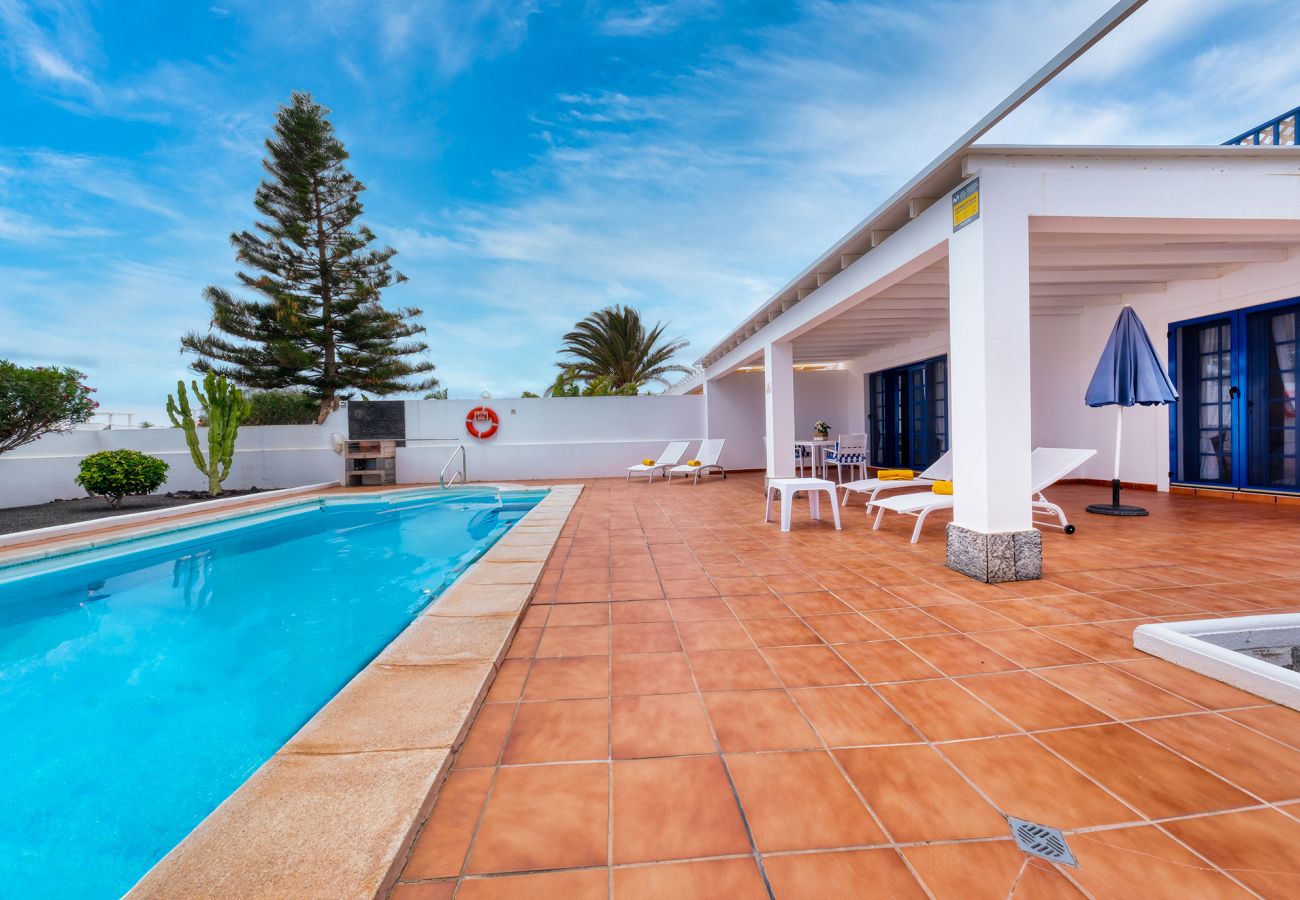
(931, 480, 953, 495)
(641, 458, 656, 466)
(687, 460, 702, 467)
(877, 468, 915, 481)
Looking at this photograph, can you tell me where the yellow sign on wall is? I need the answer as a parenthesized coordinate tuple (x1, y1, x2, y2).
(952, 177, 980, 232)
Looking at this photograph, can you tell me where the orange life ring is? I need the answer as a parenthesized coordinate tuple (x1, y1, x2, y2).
(465, 406, 499, 440)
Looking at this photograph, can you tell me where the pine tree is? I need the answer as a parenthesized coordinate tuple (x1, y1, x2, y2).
(181, 92, 437, 421)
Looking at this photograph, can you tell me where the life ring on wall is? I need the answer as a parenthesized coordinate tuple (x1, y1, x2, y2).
(465, 406, 500, 440)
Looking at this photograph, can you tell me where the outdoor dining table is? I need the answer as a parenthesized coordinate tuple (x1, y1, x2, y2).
(794, 439, 836, 479)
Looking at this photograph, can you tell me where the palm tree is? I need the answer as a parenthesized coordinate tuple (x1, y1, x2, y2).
(556, 306, 692, 393)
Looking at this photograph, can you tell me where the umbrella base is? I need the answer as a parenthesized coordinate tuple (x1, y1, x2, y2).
(1086, 503, 1149, 517)
(1086, 479, 1148, 517)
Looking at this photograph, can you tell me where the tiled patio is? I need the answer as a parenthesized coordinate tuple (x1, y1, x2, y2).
(390, 474, 1300, 899)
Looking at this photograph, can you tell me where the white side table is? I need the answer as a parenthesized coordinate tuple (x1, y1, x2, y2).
(764, 478, 843, 532)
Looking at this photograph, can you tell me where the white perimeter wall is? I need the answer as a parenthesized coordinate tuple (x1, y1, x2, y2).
(847, 253, 1300, 490)
(0, 414, 345, 509)
(0, 397, 715, 508)
(395, 397, 705, 483)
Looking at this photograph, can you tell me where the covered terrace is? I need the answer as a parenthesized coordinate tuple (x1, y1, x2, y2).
(690, 146, 1300, 581)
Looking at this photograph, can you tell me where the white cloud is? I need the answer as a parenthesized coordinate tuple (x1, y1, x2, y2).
(0, 207, 109, 242)
(0, 0, 102, 96)
(598, 0, 718, 37)
(26, 45, 90, 86)
(1066, 0, 1233, 81)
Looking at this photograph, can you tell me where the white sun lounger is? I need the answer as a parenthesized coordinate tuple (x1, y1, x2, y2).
(869, 447, 1097, 543)
(626, 441, 690, 482)
(839, 450, 954, 506)
(667, 438, 726, 484)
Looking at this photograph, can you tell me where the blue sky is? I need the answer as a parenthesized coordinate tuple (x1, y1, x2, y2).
(2, 0, 1300, 422)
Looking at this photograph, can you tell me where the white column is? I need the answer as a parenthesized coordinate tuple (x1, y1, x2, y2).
(764, 341, 796, 479)
(947, 169, 1034, 534)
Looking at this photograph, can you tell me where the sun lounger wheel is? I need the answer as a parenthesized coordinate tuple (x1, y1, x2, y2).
(1064, 524, 1076, 535)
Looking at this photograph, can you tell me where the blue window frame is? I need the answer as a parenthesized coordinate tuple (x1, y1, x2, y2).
(1169, 297, 1300, 493)
(868, 355, 948, 469)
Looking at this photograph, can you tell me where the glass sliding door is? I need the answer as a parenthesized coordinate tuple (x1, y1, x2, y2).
(866, 355, 948, 469)
(1246, 306, 1298, 490)
(1176, 319, 1234, 485)
(924, 357, 948, 466)
(1171, 297, 1300, 493)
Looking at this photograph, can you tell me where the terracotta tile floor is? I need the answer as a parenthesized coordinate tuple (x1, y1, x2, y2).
(391, 475, 1300, 899)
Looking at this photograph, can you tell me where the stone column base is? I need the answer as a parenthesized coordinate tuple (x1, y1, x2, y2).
(945, 523, 1042, 583)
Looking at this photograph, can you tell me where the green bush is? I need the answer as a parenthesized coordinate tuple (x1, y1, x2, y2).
(244, 389, 318, 425)
(75, 450, 170, 509)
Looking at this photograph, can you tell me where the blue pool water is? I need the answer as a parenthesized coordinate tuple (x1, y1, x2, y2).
(0, 488, 543, 899)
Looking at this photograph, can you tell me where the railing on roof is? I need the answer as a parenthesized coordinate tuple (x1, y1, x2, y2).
(1224, 106, 1300, 146)
(664, 367, 706, 395)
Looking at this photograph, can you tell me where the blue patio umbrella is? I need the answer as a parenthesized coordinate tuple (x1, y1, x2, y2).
(1084, 305, 1179, 516)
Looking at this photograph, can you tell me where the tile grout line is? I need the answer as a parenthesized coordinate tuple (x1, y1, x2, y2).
(665, 489, 779, 900)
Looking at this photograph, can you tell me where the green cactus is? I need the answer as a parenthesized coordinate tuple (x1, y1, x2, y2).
(166, 373, 251, 495)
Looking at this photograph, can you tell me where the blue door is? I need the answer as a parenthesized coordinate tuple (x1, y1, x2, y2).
(1175, 317, 1234, 485)
(868, 356, 948, 469)
(1246, 304, 1298, 489)
(1171, 298, 1299, 492)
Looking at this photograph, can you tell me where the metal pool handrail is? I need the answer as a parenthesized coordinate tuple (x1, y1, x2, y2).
(440, 443, 467, 488)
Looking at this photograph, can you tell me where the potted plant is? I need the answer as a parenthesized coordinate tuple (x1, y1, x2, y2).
(814, 420, 830, 440)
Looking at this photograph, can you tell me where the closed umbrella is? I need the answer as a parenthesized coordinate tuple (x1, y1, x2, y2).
(1084, 306, 1178, 516)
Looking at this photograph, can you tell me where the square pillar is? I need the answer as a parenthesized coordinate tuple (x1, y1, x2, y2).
(946, 170, 1039, 582)
(764, 341, 796, 479)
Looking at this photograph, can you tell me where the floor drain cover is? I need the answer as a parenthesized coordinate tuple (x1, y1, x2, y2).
(1008, 816, 1077, 867)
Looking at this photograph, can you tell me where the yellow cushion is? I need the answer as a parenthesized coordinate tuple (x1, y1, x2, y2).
(641, 458, 656, 466)
(687, 460, 702, 467)
(877, 468, 915, 481)
(931, 480, 953, 495)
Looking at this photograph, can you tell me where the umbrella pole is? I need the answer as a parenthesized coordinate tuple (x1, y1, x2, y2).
(1087, 404, 1149, 516)
(1112, 406, 1122, 507)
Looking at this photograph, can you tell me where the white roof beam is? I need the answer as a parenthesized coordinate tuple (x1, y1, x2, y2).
(908, 198, 937, 219)
(1030, 308, 1087, 317)
(1030, 216, 1300, 237)
(838, 311, 949, 323)
(868, 285, 951, 300)
(1033, 247, 1286, 267)
(1032, 282, 1167, 296)
(1032, 233, 1300, 248)
(1031, 266, 1221, 283)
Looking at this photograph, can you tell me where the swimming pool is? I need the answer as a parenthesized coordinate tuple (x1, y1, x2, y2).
(0, 487, 544, 899)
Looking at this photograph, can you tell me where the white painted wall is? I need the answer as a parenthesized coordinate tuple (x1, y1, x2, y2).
(0, 397, 712, 508)
(705, 373, 766, 470)
(395, 396, 706, 483)
(0, 414, 346, 509)
(700, 368, 861, 473)
(794, 370, 862, 440)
